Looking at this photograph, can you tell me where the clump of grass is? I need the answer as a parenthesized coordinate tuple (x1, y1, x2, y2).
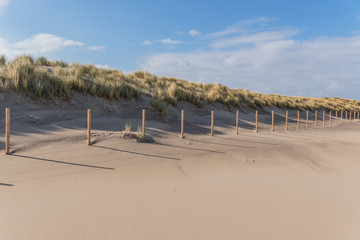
(150, 98, 167, 117)
(0, 56, 140, 101)
(51, 60, 68, 68)
(35, 56, 49, 66)
(167, 82, 201, 106)
(0, 55, 6, 66)
(137, 125, 145, 140)
(6, 55, 37, 92)
(3, 55, 69, 99)
(124, 122, 132, 136)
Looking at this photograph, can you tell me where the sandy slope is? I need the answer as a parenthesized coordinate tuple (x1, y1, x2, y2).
(1, 93, 360, 239)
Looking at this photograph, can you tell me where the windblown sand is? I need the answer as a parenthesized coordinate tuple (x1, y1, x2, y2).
(1, 93, 360, 239)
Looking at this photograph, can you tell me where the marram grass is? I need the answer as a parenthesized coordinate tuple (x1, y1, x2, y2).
(0, 55, 359, 112)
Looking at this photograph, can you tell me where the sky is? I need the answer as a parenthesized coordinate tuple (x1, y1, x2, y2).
(1, 0, 360, 99)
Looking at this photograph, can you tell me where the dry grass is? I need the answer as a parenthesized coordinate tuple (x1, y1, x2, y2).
(124, 122, 132, 136)
(1, 55, 359, 113)
(137, 125, 145, 140)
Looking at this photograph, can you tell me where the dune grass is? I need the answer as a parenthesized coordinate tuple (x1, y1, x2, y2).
(124, 122, 132, 136)
(0, 55, 359, 113)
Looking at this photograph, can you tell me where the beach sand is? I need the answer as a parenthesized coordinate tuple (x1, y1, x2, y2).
(1, 93, 360, 239)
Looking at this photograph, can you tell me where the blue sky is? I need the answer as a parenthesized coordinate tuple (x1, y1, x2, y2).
(1, 0, 360, 99)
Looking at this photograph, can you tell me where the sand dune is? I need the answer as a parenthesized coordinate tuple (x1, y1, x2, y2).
(1, 94, 360, 239)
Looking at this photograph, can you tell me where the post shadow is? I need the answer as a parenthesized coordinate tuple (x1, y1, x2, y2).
(12, 154, 115, 170)
(92, 145, 180, 161)
(154, 142, 225, 154)
(0, 183, 13, 187)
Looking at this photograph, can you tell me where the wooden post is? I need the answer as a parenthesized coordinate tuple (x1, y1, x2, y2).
(329, 111, 332, 125)
(5, 108, 10, 155)
(142, 109, 145, 136)
(236, 110, 239, 135)
(346, 111, 348, 122)
(87, 109, 91, 145)
(180, 110, 184, 139)
(341, 110, 343, 123)
(272, 110, 274, 132)
(297, 111, 300, 129)
(358, 112, 359, 121)
(256, 111, 258, 133)
(211, 110, 214, 136)
(335, 111, 338, 124)
(350, 111, 352, 122)
(315, 111, 317, 127)
(306, 111, 309, 128)
(323, 111, 325, 126)
(285, 111, 288, 130)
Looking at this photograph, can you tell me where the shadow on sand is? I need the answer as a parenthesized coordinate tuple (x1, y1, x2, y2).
(12, 154, 115, 170)
(187, 138, 255, 149)
(0, 183, 13, 187)
(154, 142, 225, 154)
(93, 145, 180, 161)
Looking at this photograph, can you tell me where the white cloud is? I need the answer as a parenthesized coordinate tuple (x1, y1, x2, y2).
(140, 20, 360, 100)
(205, 17, 276, 39)
(0, 0, 10, 14)
(158, 38, 183, 44)
(0, 33, 84, 58)
(142, 39, 183, 45)
(188, 30, 201, 36)
(142, 40, 152, 45)
(210, 29, 298, 48)
(0, 33, 107, 59)
(95, 64, 110, 69)
(89, 45, 105, 51)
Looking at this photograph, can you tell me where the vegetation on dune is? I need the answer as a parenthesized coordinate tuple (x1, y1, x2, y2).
(0, 55, 140, 101)
(0, 55, 359, 113)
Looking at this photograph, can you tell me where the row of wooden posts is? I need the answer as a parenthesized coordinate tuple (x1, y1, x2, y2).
(3, 108, 359, 154)
(86, 109, 360, 145)
(254, 110, 360, 133)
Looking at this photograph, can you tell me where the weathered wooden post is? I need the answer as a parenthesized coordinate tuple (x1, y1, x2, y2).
(306, 111, 309, 128)
(297, 111, 300, 129)
(350, 111, 352, 122)
(211, 110, 214, 136)
(256, 111, 258, 133)
(87, 109, 91, 145)
(180, 110, 184, 139)
(340, 110, 343, 123)
(285, 111, 288, 130)
(5, 108, 10, 155)
(329, 111, 332, 125)
(315, 111, 317, 127)
(346, 111, 348, 122)
(236, 110, 239, 135)
(142, 109, 146, 136)
(272, 110, 274, 132)
(335, 111, 338, 124)
(323, 111, 325, 126)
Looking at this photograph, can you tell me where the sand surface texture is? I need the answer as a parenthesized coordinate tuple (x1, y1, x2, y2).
(1, 94, 360, 240)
